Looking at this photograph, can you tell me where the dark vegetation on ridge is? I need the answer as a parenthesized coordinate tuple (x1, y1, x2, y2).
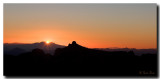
(4, 41, 157, 77)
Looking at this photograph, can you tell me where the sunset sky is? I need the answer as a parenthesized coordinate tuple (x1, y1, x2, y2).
(4, 4, 157, 49)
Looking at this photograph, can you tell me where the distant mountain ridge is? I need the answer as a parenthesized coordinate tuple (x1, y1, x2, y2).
(4, 41, 157, 56)
(4, 41, 65, 55)
(95, 48, 157, 56)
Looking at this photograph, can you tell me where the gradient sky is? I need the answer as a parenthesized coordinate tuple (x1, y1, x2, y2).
(4, 4, 157, 49)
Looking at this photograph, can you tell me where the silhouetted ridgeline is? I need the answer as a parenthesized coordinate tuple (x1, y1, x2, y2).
(4, 41, 157, 77)
(4, 42, 65, 55)
(95, 48, 157, 56)
(4, 41, 156, 56)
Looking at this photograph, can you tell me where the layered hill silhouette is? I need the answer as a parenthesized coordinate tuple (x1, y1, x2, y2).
(4, 41, 65, 55)
(4, 41, 156, 56)
(4, 41, 157, 77)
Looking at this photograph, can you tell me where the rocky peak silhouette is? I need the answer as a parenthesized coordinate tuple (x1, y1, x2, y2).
(67, 41, 85, 49)
(72, 41, 77, 45)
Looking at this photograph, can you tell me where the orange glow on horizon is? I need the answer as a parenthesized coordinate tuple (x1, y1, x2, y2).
(3, 4, 157, 49)
(46, 41, 50, 44)
(45, 40, 51, 44)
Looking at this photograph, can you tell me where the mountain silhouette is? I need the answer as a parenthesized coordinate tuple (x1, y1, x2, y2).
(4, 41, 156, 56)
(4, 42, 65, 55)
(96, 48, 157, 56)
(55, 41, 135, 57)
(4, 41, 157, 77)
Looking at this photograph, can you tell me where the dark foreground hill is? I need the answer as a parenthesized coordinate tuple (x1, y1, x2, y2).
(4, 41, 157, 77)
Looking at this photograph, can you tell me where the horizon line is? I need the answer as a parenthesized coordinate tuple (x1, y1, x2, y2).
(3, 42, 157, 50)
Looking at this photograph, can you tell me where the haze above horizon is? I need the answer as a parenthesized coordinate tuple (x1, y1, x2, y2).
(4, 4, 157, 49)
